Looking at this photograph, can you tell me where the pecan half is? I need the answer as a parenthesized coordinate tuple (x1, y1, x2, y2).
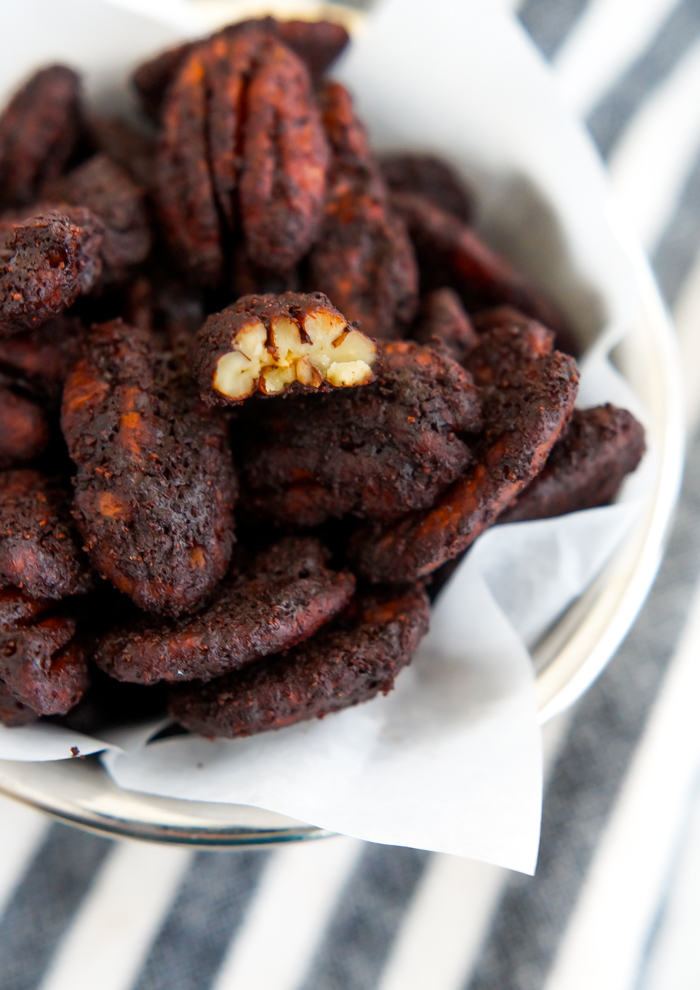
(307, 81, 418, 339)
(155, 27, 329, 283)
(0, 66, 82, 208)
(349, 311, 579, 582)
(168, 583, 430, 738)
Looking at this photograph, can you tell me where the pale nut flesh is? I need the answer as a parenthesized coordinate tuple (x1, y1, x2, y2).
(213, 302, 377, 401)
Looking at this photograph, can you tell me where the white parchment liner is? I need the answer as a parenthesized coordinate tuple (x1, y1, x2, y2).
(0, 0, 665, 873)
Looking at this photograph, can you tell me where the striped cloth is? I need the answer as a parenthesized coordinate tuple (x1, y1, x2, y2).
(3, 1, 700, 987)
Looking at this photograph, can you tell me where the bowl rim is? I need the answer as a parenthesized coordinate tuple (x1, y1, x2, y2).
(0, 2, 685, 848)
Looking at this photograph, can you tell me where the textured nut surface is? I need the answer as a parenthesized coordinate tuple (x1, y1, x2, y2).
(96, 537, 355, 684)
(168, 583, 430, 738)
(307, 82, 418, 340)
(0, 65, 81, 208)
(498, 404, 646, 524)
(196, 291, 377, 404)
(0, 469, 94, 600)
(61, 319, 237, 617)
(0, 209, 104, 336)
(240, 340, 482, 527)
(349, 312, 580, 582)
(0, 616, 90, 715)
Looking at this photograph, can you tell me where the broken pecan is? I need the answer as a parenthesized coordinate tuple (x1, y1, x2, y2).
(307, 81, 419, 339)
(195, 291, 377, 404)
(168, 583, 430, 738)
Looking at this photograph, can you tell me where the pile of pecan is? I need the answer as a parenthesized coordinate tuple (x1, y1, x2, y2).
(0, 19, 645, 740)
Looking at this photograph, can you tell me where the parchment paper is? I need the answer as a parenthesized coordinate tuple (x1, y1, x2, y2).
(0, 0, 660, 873)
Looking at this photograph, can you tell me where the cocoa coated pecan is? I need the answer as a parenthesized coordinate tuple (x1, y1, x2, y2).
(0, 385, 50, 467)
(96, 536, 355, 684)
(61, 319, 237, 616)
(168, 583, 430, 738)
(156, 27, 329, 283)
(391, 191, 576, 348)
(195, 291, 377, 404)
(0, 469, 94, 599)
(44, 154, 151, 284)
(0, 680, 39, 726)
(380, 153, 473, 222)
(412, 287, 478, 364)
(498, 404, 646, 524)
(0, 66, 82, 208)
(348, 311, 579, 581)
(307, 81, 419, 339)
(0, 209, 104, 335)
(0, 615, 90, 715)
(240, 340, 482, 527)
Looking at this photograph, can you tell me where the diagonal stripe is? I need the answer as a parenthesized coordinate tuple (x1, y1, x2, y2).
(518, 0, 593, 60)
(296, 845, 431, 990)
(131, 849, 269, 990)
(651, 148, 700, 304)
(0, 824, 113, 990)
(0, 796, 49, 920)
(464, 424, 700, 990)
(587, 0, 700, 159)
(212, 838, 363, 990)
(542, 569, 700, 989)
(36, 842, 193, 990)
(606, 35, 700, 253)
(552, 0, 679, 117)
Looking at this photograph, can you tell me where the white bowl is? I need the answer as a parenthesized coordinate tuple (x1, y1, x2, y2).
(0, 0, 684, 845)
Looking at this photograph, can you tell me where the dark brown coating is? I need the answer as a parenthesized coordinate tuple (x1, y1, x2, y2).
(168, 583, 430, 738)
(0, 588, 52, 630)
(0, 314, 85, 404)
(156, 43, 222, 285)
(0, 66, 82, 208)
(86, 115, 157, 191)
(61, 319, 237, 616)
(0, 615, 89, 715)
(412, 287, 478, 364)
(391, 191, 572, 342)
(155, 27, 329, 282)
(307, 81, 419, 339)
(238, 33, 330, 271)
(240, 340, 481, 527)
(472, 304, 580, 359)
(132, 19, 349, 121)
(0, 469, 94, 599)
(498, 404, 646, 524)
(348, 313, 579, 582)
(379, 153, 473, 222)
(0, 680, 38, 726)
(96, 536, 355, 685)
(0, 209, 104, 335)
(44, 154, 151, 284)
(0, 385, 50, 466)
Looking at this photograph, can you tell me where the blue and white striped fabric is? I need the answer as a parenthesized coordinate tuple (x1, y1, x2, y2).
(3, 1, 700, 987)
